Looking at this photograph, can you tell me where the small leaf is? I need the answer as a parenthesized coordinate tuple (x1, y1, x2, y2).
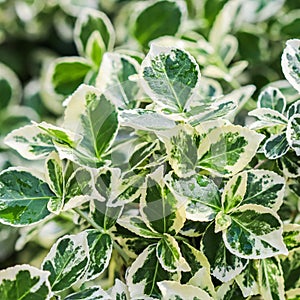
(287, 99, 300, 119)
(109, 279, 130, 300)
(126, 244, 174, 299)
(132, 0, 186, 48)
(158, 281, 213, 300)
(281, 249, 300, 291)
(287, 113, 300, 156)
(141, 45, 200, 113)
(156, 234, 190, 273)
(283, 223, 300, 251)
(197, 124, 264, 177)
(279, 151, 300, 178)
(258, 257, 285, 300)
(0, 168, 54, 226)
(65, 286, 111, 300)
(258, 87, 286, 113)
(86, 31, 106, 67)
(42, 232, 89, 292)
(264, 132, 290, 159)
(282, 39, 300, 93)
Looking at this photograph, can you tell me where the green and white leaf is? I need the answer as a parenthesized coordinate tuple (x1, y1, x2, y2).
(280, 151, 300, 178)
(140, 167, 186, 235)
(282, 39, 300, 93)
(264, 132, 290, 159)
(165, 172, 221, 222)
(258, 87, 286, 113)
(223, 204, 288, 259)
(126, 244, 175, 299)
(0, 168, 55, 226)
(65, 286, 111, 300)
(0, 265, 51, 300)
(258, 257, 285, 300)
(74, 8, 115, 56)
(197, 124, 264, 177)
(85, 30, 106, 67)
(4, 124, 55, 160)
(287, 99, 300, 119)
(158, 124, 198, 177)
(201, 223, 248, 282)
(158, 281, 213, 300)
(283, 223, 300, 251)
(42, 232, 89, 292)
(141, 44, 200, 113)
(287, 113, 300, 155)
(281, 249, 300, 291)
(84, 229, 113, 281)
(222, 169, 285, 212)
(96, 53, 140, 109)
(156, 234, 190, 273)
(45, 152, 64, 213)
(109, 279, 130, 300)
(286, 289, 300, 300)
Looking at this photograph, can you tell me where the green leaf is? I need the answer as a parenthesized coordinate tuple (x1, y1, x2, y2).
(222, 169, 285, 212)
(197, 124, 264, 177)
(223, 204, 288, 259)
(74, 8, 115, 56)
(281, 249, 300, 291)
(279, 151, 300, 178)
(264, 133, 290, 159)
(65, 286, 111, 300)
(85, 31, 106, 67)
(156, 234, 190, 273)
(132, 0, 186, 48)
(287, 100, 300, 119)
(165, 172, 221, 222)
(62, 84, 118, 167)
(84, 229, 113, 281)
(126, 244, 175, 299)
(0, 265, 51, 300)
(158, 124, 198, 177)
(0, 168, 54, 226)
(258, 87, 286, 113)
(201, 223, 248, 282)
(141, 45, 200, 113)
(49, 57, 91, 96)
(258, 257, 285, 300)
(109, 279, 130, 300)
(42, 232, 89, 292)
(4, 124, 55, 160)
(158, 281, 213, 300)
(140, 167, 186, 235)
(287, 113, 300, 156)
(45, 152, 64, 213)
(96, 53, 140, 109)
(282, 39, 300, 93)
(283, 224, 300, 251)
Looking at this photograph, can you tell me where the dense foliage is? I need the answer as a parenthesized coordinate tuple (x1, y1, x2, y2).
(0, 0, 299, 299)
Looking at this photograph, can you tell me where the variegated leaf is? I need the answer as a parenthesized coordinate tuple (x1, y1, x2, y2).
(4, 124, 55, 160)
(0, 168, 55, 226)
(140, 167, 186, 235)
(165, 172, 221, 222)
(197, 124, 264, 177)
(156, 234, 190, 273)
(141, 45, 200, 113)
(287, 113, 300, 155)
(281, 250, 300, 291)
(283, 224, 300, 251)
(258, 87, 286, 113)
(258, 257, 285, 300)
(279, 151, 300, 178)
(222, 169, 285, 212)
(282, 39, 300, 93)
(286, 289, 300, 300)
(287, 99, 300, 119)
(216, 280, 243, 300)
(126, 244, 175, 299)
(158, 281, 213, 300)
(158, 124, 198, 177)
(85, 31, 106, 67)
(201, 223, 248, 282)
(223, 204, 288, 259)
(96, 53, 140, 109)
(0, 265, 51, 300)
(84, 229, 113, 281)
(42, 232, 89, 292)
(264, 132, 290, 159)
(65, 286, 111, 300)
(109, 279, 130, 300)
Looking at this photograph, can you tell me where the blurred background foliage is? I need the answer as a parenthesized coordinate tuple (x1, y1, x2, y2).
(0, 0, 299, 273)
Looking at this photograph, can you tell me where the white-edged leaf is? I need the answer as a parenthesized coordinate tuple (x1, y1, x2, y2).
(85, 31, 106, 67)
(264, 132, 290, 159)
(282, 39, 300, 93)
(156, 234, 190, 273)
(42, 232, 89, 292)
(279, 151, 300, 178)
(258, 86, 286, 113)
(286, 289, 300, 300)
(0, 265, 51, 300)
(287, 99, 300, 119)
(287, 113, 300, 155)
(65, 286, 111, 300)
(109, 279, 130, 300)
(158, 281, 213, 300)
(197, 124, 264, 177)
(141, 44, 200, 113)
(283, 223, 300, 251)
(223, 204, 288, 259)
(249, 108, 288, 129)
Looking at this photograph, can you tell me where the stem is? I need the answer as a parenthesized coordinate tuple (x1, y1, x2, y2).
(72, 208, 131, 265)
